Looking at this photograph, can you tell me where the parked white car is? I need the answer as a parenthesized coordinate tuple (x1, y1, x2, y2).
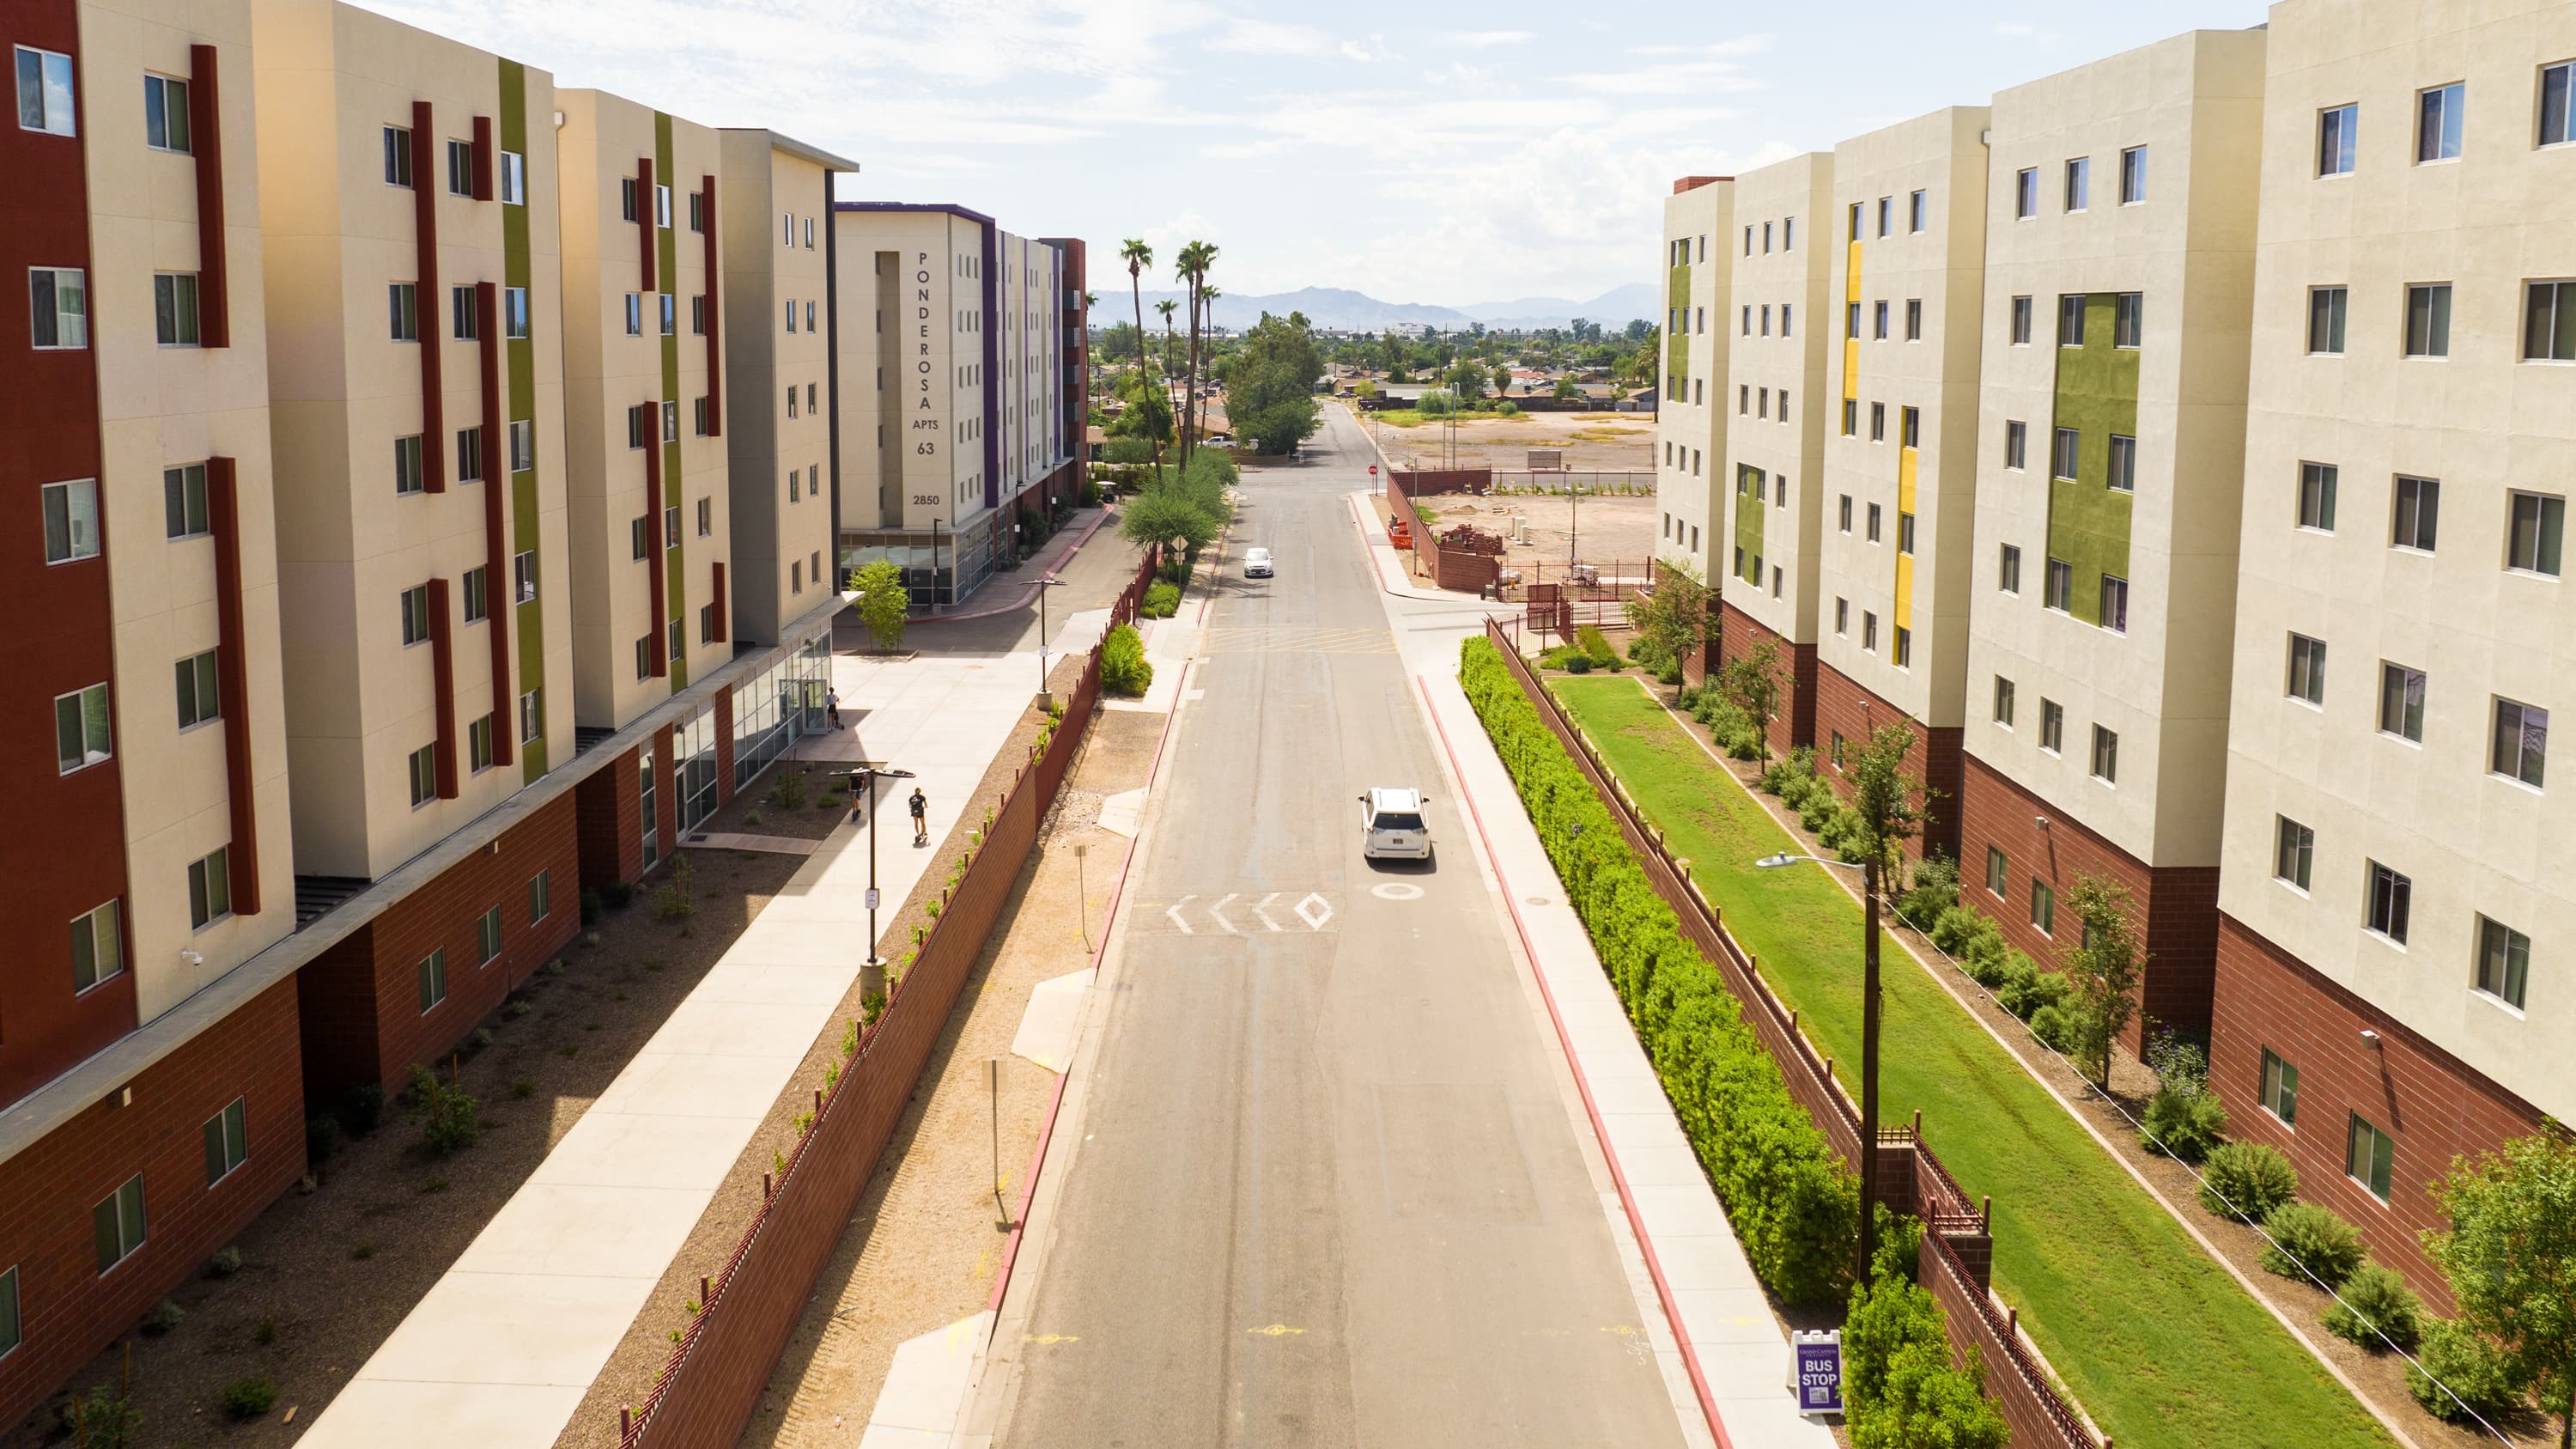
(1243, 546, 1273, 578)
(1358, 787, 1431, 861)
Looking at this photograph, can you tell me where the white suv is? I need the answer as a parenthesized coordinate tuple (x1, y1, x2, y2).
(1243, 546, 1273, 578)
(1358, 787, 1431, 861)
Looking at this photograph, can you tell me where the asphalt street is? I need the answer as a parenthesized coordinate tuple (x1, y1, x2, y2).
(981, 407, 1688, 1448)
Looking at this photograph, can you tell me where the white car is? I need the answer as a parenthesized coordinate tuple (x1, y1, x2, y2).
(1242, 546, 1273, 578)
(1359, 787, 1431, 861)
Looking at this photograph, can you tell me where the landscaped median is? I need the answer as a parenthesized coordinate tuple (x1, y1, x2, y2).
(1530, 667, 2394, 1449)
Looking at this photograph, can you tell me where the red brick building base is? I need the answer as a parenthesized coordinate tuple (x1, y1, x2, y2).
(1716, 600, 1817, 758)
(1957, 753, 2220, 1046)
(296, 791, 582, 1099)
(576, 745, 644, 891)
(0, 979, 306, 1429)
(1813, 661, 1961, 861)
(2209, 914, 2547, 1311)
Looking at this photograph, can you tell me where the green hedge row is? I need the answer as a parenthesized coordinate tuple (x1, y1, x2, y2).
(1461, 637, 1858, 1302)
(1844, 1215, 2010, 1448)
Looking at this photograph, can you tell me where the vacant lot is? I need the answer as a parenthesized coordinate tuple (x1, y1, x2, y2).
(1401, 486, 1660, 584)
(1362, 408, 1654, 472)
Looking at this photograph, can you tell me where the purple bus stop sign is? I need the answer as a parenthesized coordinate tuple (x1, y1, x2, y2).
(1790, 1331, 1843, 1416)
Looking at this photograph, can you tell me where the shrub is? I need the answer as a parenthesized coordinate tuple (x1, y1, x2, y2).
(2324, 1263, 2425, 1350)
(1140, 581, 1181, 618)
(208, 1245, 242, 1278)
(1463, 638, 1856, 1302)
(305, 1112, 343, 1163)
(58, 1385, 141, 1446)
(1894, 854, 1959, 929)
(1564, 654, 1593, 674)
(653, 852, 698, 920)
(222, 1377, 278, 1420)
(141, 1298, 184, 1335)
(1101, 624, 1153, 697)
(2142, 1085, 2230, 1163)
(602, 880, 637, 909)
(1575, 624, 1619, 669)
(1844, 1241, 2009, 1449)
(2407, 1318, 2523, 1422)
(2026, 1002, 2077, 1052)
(579, 888, 605, 926)
(337, 1081, 386, 1136)
(2259, 1201, 2366, 1288)
(1997, 962, 2070, 1020)
(1927, 905, 1984, 956)
(407, 1062, 483, 1156)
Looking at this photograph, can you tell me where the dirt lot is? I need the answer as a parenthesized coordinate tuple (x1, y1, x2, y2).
(1389, 486, 1662, 585)
(1364, 408, 1655, 472)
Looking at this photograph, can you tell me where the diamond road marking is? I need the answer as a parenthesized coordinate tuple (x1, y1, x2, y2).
(1294, 892, 1334, 930)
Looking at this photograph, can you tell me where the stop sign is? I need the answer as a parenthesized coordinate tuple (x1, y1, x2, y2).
(1369, 464, 1378, 476)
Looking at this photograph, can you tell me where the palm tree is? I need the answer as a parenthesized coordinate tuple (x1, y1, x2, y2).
(1175, 240, 1218, 468)
(1154, 298, 1179, 446)
(1120, 240, 1155, 464)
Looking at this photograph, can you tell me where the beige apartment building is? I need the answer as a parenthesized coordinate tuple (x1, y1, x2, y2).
(1959, 30, 2267, 1043)
(1653, 174, 1732, 601)
(717, 128, 851, 645)
(1815, 106, 1991, 855)
(1716, 153, 1835, 751)
(557, 88, 730, 727)
(2208, 0, 2576, 1302)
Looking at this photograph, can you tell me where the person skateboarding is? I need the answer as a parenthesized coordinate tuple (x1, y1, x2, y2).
(908, 786, 928, 846)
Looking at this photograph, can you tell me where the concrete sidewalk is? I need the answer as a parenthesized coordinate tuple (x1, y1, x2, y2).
(301, 627, 1085, 1449)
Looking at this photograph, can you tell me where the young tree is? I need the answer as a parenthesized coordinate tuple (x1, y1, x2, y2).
(1843, 722, 1931, 1282)
(1230, 310, 1324, 455)
(1117, 487, 1218, 559)
(2427, 1126, 2576, 1447)
(1721, 636, 1787, 767)
(2061, 874, 2147, 1087)
(1552, 376, 1580, 401)
(1625, 559, 1711, 700)
(847, 559, 908, 653)
(1492, 362, 1513, 396)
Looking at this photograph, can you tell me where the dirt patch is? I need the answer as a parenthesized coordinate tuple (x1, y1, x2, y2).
(1364, 408, 1655, 473)
(1410, 487, 1661, 584)
(4, 767, 818, 1448)
(558, 652, 1093, 1448)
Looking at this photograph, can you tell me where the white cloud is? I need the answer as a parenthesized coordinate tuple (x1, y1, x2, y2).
(1339, 33, 1394, 63)
(1452, 30, 1533, 48)
(1208, 18, 1334, 56)
(1565, 37, 1772, 96)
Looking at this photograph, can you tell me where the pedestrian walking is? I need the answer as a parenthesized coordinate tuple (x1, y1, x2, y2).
(908, 786, 928, 846)
(826, 688, 842, 730)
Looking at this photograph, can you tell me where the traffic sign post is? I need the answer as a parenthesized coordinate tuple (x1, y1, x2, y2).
(1788, 1330, 1843, 1416)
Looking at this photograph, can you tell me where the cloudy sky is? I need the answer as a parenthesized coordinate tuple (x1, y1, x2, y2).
(366, 0, 2270, 307)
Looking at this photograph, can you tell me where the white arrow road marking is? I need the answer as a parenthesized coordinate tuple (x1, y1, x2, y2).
(1253, 892, 1284, 931)
(1209, 893, 1239, 934)
(1295, 892, 1334, 931)
(1166, 895, 1196, 935)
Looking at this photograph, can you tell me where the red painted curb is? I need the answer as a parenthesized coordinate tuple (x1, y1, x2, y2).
(1417, 672, 1735, 1449)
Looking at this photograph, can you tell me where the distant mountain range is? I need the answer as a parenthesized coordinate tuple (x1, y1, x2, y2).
(1109, 281, 1656, 333)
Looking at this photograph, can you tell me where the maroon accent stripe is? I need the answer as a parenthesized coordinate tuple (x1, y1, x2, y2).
(188, 44, 229, 349)
(471, 113, 494, 201)
(413, 102, 444, 492)
(646, 432, 668, 676)
(477, 281, 513, 766)
(710, 561, 726, 643)
(207, 458, 260, 915)
(637, 157, 657, 293)
(428, 576, 459, 797)
(701, 173, 721, 436)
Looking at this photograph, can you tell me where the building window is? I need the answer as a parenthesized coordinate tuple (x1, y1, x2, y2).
(660, 293, 676, 337)
(529, 868, 552, 924)
(1897, 510, 1916, 554)
(1905, 298, 1922, 341)
(691, 295, 708, 336)
(668, 617, 683, 665)
(16, 45, 77, 135)
(2106, 435, 2136, 491)
(161, 464, 208, 540)
(2113, 292, 2142, 349)
(1873, 301, 1888, 340)
(663, 401, 679, 443)
(203, 1098, 247, 1185)
(664, 504, 680, 547)
(407, 742, 436, 807)
(154, 272, 200, 346)
(700, 603, 717, 643)
(2473, 916, 2532, 1009)
(0, 1263, 20, 1361)
(45, 478, 100, 562)
(2040, 699, 2064, 753)
(451, 284, 478, 341)
(1999, 544, 2021, 594)
(2299, 462, 2338, 532)
(655, 183, 671, 228)
(2118, 144, 2147, 203)
(1993, 676, 2015, 726)
(2031, 880, 2056, 935)
(1893, 625, 1911, 667)
(2347, 1113, 2394, 1201)
(2366, 861, 2412, 942)
(399, 582, 430, 645)
(696, 496, 712, 537)
(2008, 295, 2032, 345)
(1835, 598, 1849, 634)
(380, 124, 414, 185)
(93, 1176, 146, 1274)
(2493, 698, 2549, 788)
(2044, 558, 2073, 612)
(2014, 167, 2037, 219)
(54, 682, 112, 774)
(520, 688, 542, 743)
(1867, 502, 1882, 541)
(1876, 196, 1891, 236)
(805, 216, 815, 249)
(2063, 156, 2089, 211)
(389, 282, 418, 342)
(446, 137, 472, 196)
(2091, 726, 2118, 782)
(394, 434, 425, 496)
(1985, 847, 2008, 898)
(418, 947, 447, 1013)
(695, 396, 711, 436)
(2544, 62, 2576, 147)
(2287, 634, 2328, 705)
(635, 636, 653, 680)
(687, 190, 704, 233)
(2526, 280, 2576, 361)
(456, 427, 484, 484)
(476, 904, 502, 965)
(631, 517, 648, 560)
(1869, 403, 1886, 441)
(2417, 82, 2464, 162)
(2275, 817, 2315, 889)
(29, 265, 88, 349)
(2508, 491, 2566, 575)
(1838, 495, 1853, 533)
(1845, 301, 1860, 340)
(510, 419, 534, 472)
(2391, 475, 2439, 552)
(467, 712, 495, 771)
(2405, 283, 2452, 357)
(1908, 189, 1925, 232)
(71, 898, 122, 992)
(2099, 575, 2129, 633)
(1831, 731, 1846, 770)
(1862, 612, 1878, 652)
(504, 286, 530, 339)
(2308, 285, 2348, 354)
(624, 293, 642, 337)
(188, 845, 231, 928)
(2058, 293, 2086, 346)
(2261, 1050, 2300, 1126)
(1841, 399, 1856, 436)
(175, 648, 220, 729)
(2318, 103, 2358, 176)
(501, 149, 525, 204)
(2379, 662, 2426, 741)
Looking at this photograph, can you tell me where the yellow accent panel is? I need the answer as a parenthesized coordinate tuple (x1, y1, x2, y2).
(1897, 445, 1918, 513)
(1895, 446, 1919, 630)
(1895, 554, 1916, 630)
(1841, 240, 1862, 401)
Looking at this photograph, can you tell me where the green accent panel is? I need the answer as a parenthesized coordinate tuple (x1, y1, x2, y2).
(1668, 262, 1690, 310)
(656, 112, 686, 692)
(1665, 264, 1690, 385)
(2046, 292, 2138, 627)
(1666, 330, 1688, 386)
(501, 58, 548, 782)
(1734, 464, 1765, 585)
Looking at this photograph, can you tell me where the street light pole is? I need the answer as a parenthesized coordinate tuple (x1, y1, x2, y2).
(1758, 849, 1881, 1286)
(1033, 575, 1063, 704)
(851, 763, 916, 1002)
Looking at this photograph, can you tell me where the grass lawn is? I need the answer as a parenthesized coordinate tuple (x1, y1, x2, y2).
(1546, 675, 2392, 1449)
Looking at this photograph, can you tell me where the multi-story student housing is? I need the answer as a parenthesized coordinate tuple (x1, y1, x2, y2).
(0, 0, 1080, 1421)
(1656, 0, 2576, 1305)
(1652, 174, 1731, 602)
